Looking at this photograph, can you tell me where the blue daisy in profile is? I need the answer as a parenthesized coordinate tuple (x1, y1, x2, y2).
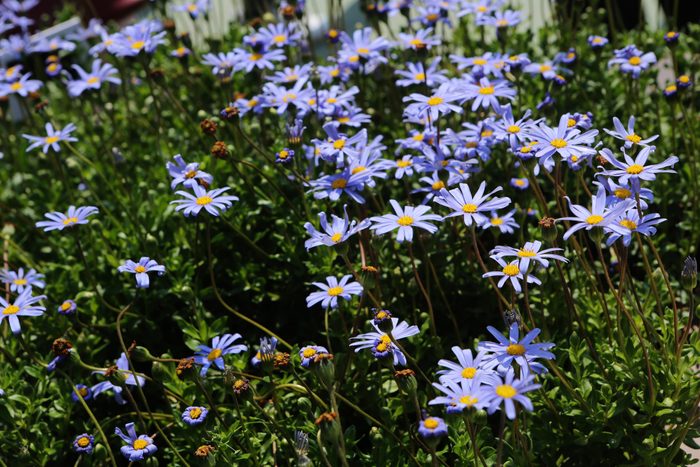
(193, 334, 247, 377)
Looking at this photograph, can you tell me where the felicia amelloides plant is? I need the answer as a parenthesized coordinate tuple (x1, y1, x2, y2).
(0, 0, 699, 465)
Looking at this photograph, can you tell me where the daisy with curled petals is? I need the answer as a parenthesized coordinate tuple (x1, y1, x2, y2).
(559, 185, 634, 240)
(0, 72, 42, 97)
(435, 181, 511, 227)
(193, 334, 248, 377)
(166, 154, 213, 190)
(117, 257, 165, 289)
(599, 146, 678, 191)
(306, 275, 363, 309)
(485, 370, 541, 419)
(349, 317, 419, 366)
(66, 59, 121, 97)
(403, 83, 463, 123)
(0, 288, 46, 334)
(114, 422, 157, 462)
(605, 208, 666, 247)
(478, 323, 555, 370)
(437, 347, 498, 384)
(36, 205, 99, 232)
(0, 267, 45, 293)
(603, 116, 658, 149)
(490, 240, 568, 272)
(482, 257, 541, 293)
(304, 205, 370, 250)
(22, 122, 77, 154)
(170, 185, 239, 217)
(429, 376, 492, 414)
(369, 200, 442, 243)
(531, 114, 599, 172)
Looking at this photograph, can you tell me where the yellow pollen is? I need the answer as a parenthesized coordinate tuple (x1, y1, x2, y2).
(133, 439, 149, 450)
(619, 219, 637, 230)
(520, 146, 531, 153)
(187, 3, 197, 12)
(666, 85, 677, 93)
(330, 233, 343, 243)
(625, 133, 642, 144)
(2, 305, 20, 315)
(273, 34, 286, 43)
(466, 141, 478, 148)
(337, 117, 350, 123)
(47, 63, 58, 72)
(397, 216, 414, 226)
(12, 278, 26, 286)
(679, 75, 690, 83)
(130, 40, 145, 50)
(397, 160, 412, 168)
(307, 98, 316, 105)
(357, 47, 370, 55)
(495, 384, 517, 398)
(507, 125, 520, 133)
(77, 437, 90, 447)
(462, 203, 477, 213)
(614, 188, 631, 199)
(515, 180, 525, 187)
(502, 264, 519, 276)
(567, 118, 576, 127)
(278, 150, 289, 159)
(550, 138, 567, 149)
(626, 164, 644, 174)
(477, 5, 487, 12)
(61, 301, 72, 311)
(331, 178, 347, 189)
(481, 130, 493, 137)
(248, 99, 258, 107)
(327, 97, 337, 104)
(376, 311, 388, 319)
(207, 348, 222, 361)
(570, 155, 579, 163)
(496, 19, 509, 27)
(473, 58, 487, 65)
(333, 139, 346, 150)
(10, 82, 22, 91)
(63, 217, 79, 225)
(427, 96, 443, 106)
(282, 93, 297, 103)
(45, 136, 60, 144)
(249, 53, 262, 61)
(409, 38, 424, 46)
(348, 55, 360, 63)
(432, 181, 445, 191)
(185, 170, 197, 179)
(593, 37, 603, 44)
(196, 196, 213, 206)
(330, 68, 340, 77)
(628, 56, 641, 66)
(134, 265, 146, 273)
(327, 286, 344, 296)
(414, 72, 426, 81)
(517, 249, 536, 258)
(507, 343, 526, 355)
(423, 418, 439, 429)
(479, 86, 495, 95)
(303, 348, 317, 358)
(567, 52, 575, 59)
(460, 395, 479, 406)
(426, 13, 438, 21)
(586, 214, 604, 225)
(491, 217, 503, 226)
(461, 367, 477, 379)
(349, 166, 366, 175)
(87, 76, 99, 84)
(412, 133, 425, 141)
(539, 64, 551, 72)
(189, 407, 203, 419)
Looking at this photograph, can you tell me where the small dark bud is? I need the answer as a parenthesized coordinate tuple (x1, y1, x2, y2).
(51, 338, 73, 356)
(200, 119, 217, 136)
(682, 256, 697, 290)
(210, 141, 229, 159)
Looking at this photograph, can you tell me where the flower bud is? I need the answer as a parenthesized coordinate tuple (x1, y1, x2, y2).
(311, 354, 336, 389)
(131, 346, 155, 362)
(210, 141, 229, 159)
(682, 256, 697, 290)
(200, 119, 217, 136)
(394, 369, 417, 397)
(105, 366, 128, 387)
(538, 217, 557, 242)
(151, 361, 170, 383)
(176, 357, 196, 380)
(315, 412, 341, 445)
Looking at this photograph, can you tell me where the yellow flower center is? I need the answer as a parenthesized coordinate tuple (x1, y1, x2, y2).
(187, 3, 197, 12)
(481, 130, 493, 137)
(302, 348, 317, 358)
(47, 63, 58, 72)
(614, 188, 631, 199)
(196, 196, 213, 206)
(495, 384, 517, 398)
(77, 436, 90, 447)
(466, 141, 478, 148)
(679, 75, 690, 83)
(86, 76, 99, 84)
(539, 64, 551, 72)
(412, 133, 425, 142)
(517, 249, 536, 258)
(357, 47, 370, 55)
(460, 395, 479, 406)
(2, 305, 20, 315)
(329, 68, 340, 77)
(397, 216, 414, 226)
(375, 311, 388, 319)
(567, 118, 576, 128)
(273, 34, 286, 43)
(520, 146, 532, 153)
(491, 217, 503, 226)
(10, 82, 22, 91)
(507, 125, 520, 133)
(133, 439, 148, 450)
(550, 138, 567, 149)
(337, 117, 350, 124)
(414, 72, 426, 81)
(461, 367, 477, 379)
(13, 278, 27, 285)
(278, 150, 289, 159)
(423, 418, 439, 429)
(348, 55, 360, 63)
(427, 96, 443, 106)
(477, 5, 487, 12)
(502, 264, 520, 276)
(593, 37, 603, 44)
(61, 301, 72, 311)
(63, 217, 79, 225)
(131, 40, 145, 50)
(625, 133, 642, 144)
(626, 164, 644, 174)
(134, 265, 146, 273)
(189, 407, 203, 419)
(410, 38, 424, 46)
(432, 181, 445, 191)
(207, 348, 222, 361)
(628, 56, 641, 66)
(570, 155, 579, 163)
(426, 13, 439, 21)
(462, 203, 478, 213)
(666, 85, 677, 93)
(45, 136, 60, 144)
(396, 159, 411, 169)
(331, 233, 343, 243)
(351, 166, 366, 175)
(250, 53, 262, 61)
(586, 214, 604, 225)
(496, 19, 509, 27)
(185, 170, 197, 179)
(473, 58, 487, 65)
(619, 219, 637, 230)
(333, 139, 346, 150)
(327, 286, 344, 296)
(331, 178, 347, 189)
(479, 86, 495, 95)
(507, 343, 526, 355)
